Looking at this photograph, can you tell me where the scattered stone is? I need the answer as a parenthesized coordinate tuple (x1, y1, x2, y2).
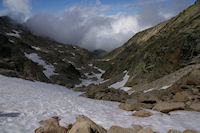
(68, 115, 107, 133)
(119, 103, 140, 111)
(35, 116, 68, 133)
(167, 129, 181, 133)
(180, 85, 191, 90)
(80, 86, 129, 102)
(108, 126, 138, 133)
(153, 102, 185, 113)
(183, 129, 199, 133)
(191, 88, 199, 94)
(132, 110, 153, 117)
(190, 103, 200, 112)
(186, 101, 192, 106)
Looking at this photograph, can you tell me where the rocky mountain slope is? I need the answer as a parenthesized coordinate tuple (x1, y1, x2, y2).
(94, 0, 200, 91)
(0, 16, 101, 88)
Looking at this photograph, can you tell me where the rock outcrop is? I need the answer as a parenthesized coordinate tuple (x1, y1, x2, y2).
(35, 115, 200, 133)
(80, 86, 129, 102)
(35, 117, 68, 133)
(132, 110, 153, 117)
(68, 115, 107, 133)
(153, 102, 185, 113)
(183, 129, 199, 133)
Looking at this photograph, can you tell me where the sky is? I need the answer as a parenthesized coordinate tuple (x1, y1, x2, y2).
(0, 0, 196, 51)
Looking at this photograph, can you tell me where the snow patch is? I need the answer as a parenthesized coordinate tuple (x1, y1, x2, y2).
(6, 30, 21, 38)
(160, 85, 172, 90)
(76, 65, 105, 87)
(59, 50, 64, 53)
(24, 53, 58, 78)
(9, 39, 15, 44)
(144, 88, 155, 93)
(71, 52, 75, 56)
(0, 75, 200, 133)
(109, 70, 130, 89)
(31, 46, 41, 51)
(67, 60, 74, 65)
(143, 85, 172, 93)
(120, 87, 132, 91)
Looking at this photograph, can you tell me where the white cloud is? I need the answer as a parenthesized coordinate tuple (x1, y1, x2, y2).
(0, 0, 31, 23)
(26, 5, 143, 51)
(3, 0, 31, 13)
(96, 0, 101, 5)
(1, 0, 192, 51)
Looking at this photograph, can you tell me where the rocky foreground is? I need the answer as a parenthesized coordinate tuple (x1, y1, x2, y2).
(35, 115, 199, 133)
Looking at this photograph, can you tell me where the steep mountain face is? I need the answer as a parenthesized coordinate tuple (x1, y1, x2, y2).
(0, 16, 95, 87)
(96, 0, 200, 88)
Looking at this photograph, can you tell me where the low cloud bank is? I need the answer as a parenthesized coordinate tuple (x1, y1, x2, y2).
(1, 0, 194, 51)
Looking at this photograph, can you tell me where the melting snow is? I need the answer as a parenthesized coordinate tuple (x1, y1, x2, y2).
(144, 88, 155, 93)
(6, 30, 21, 38)
(24, 53, 58, 78)
(76, 65, 105, 87)
(144, 85, 172, 93)
(9, 39, 15, 44)
(71, 52, 75, 56)
(58, 50, 64, 53)
(0, 75, 200, 133)
(109, 70, 130, 89)
(160, 85, 172, 90)
(31, 46, 41, 51)
(120, 87, 132, 91)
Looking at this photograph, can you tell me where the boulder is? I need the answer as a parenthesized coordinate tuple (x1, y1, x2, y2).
(190, 103, 200, 112)
(140, 103, 155, 109)
(119, 103, 140, 111)
(191, 88, 199, 94)
(35, 117, 68, 133)
(153, 102, 185, 113)
(173, 91, 191, 102)
(108, 126, 138, 133)
(132, 125, 143, 132)
(132, 110, 153, 117)
(138, 94, 159, 104)
(183, 129, 199, 133)
(138, 128, 153, 133)
(167, 129, 181, 133)
(126, 99, 138, 105)
(68, 115, 107, 133)
(186, 69, 200, 85)
(138, 94, 159, 109)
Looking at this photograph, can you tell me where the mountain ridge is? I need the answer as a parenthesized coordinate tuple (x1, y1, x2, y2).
(96, 0, 200, 88)
(0, 16, 100, 88)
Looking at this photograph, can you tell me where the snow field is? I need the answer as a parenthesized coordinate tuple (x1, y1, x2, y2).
(0, 75, 200, 133)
